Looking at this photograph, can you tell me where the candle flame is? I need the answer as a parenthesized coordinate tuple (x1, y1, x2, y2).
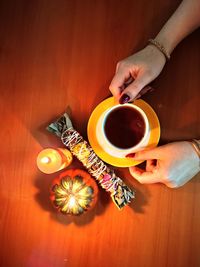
(41, 156, 51, 164)
(68, 196, 76, 208)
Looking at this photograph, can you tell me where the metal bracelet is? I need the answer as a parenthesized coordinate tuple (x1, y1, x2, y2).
(148, 39, 170, 61)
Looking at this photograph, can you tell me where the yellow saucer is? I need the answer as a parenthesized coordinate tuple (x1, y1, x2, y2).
(87, 97, 160, 167)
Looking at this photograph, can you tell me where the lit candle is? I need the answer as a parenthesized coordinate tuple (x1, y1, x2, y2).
(68, 196, 76, 208)
(50, 169, 98, 215)
(37, 148, 73, 174)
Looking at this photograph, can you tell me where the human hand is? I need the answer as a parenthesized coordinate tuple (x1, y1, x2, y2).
(127, 141, 200, 188)
(109, 45, 166, 104)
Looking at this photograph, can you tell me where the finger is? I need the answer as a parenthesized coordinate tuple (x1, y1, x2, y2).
(119, 72, 153, 102)
(134, 86, 154, 100)
(124, 76, 134, 86)
(127, 147, 164, 161)
(129, 166, 161, 184)
(146, 159, 157, 172)
(109, 69, 131, 99)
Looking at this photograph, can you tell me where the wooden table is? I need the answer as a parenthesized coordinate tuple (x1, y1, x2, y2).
(1, 1, 200, 267)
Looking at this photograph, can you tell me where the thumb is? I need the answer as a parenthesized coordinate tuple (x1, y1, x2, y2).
(127, 146, 163, 161)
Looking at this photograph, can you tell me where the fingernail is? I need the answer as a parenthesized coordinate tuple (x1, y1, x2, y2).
(119, 94, 130, 104)
(126, 153, 136, 158)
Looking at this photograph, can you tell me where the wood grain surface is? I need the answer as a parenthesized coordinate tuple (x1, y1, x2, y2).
(0, 1, 200, 267)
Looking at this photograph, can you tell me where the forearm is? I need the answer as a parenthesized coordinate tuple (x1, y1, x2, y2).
(155, 0, 200, 54)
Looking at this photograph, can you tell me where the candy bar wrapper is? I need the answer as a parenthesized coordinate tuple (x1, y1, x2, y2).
(47, 112, 135, 209)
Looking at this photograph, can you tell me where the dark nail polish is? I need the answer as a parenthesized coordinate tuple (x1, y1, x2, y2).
(126, 153, 136, 158)
(119, 94, 130, 104)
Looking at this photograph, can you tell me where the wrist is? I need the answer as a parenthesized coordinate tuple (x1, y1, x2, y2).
(145, 44, 167, 64)
(154, 34, 174, 56)
(148, 39, 170, 61)
(190, 139, 200, 157)
(188, 140, 200, 168)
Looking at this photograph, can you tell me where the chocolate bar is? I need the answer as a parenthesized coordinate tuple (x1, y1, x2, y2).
(47, 112, 135, 209)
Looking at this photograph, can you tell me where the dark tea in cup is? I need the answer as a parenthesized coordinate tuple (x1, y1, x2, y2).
(104, 106, 146, 149)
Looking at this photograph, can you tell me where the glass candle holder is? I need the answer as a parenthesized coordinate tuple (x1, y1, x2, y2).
(37, 148, 73, 174)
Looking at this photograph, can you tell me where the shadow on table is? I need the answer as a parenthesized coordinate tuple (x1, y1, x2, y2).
(129, 185, 151, 214)
(34, 170, 110, 226)
(115, 163, 151, 214)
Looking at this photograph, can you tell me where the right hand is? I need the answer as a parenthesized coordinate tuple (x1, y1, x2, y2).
(109, 44, 166, 103)
(127, 141, 200, 188)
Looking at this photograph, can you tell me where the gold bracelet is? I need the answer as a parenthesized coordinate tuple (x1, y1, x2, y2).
(148, 39, 170, 61)
(190, 139, 200, 158)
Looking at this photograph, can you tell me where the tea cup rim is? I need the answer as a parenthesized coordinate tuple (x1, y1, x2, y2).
(96, 103, 150, 157)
